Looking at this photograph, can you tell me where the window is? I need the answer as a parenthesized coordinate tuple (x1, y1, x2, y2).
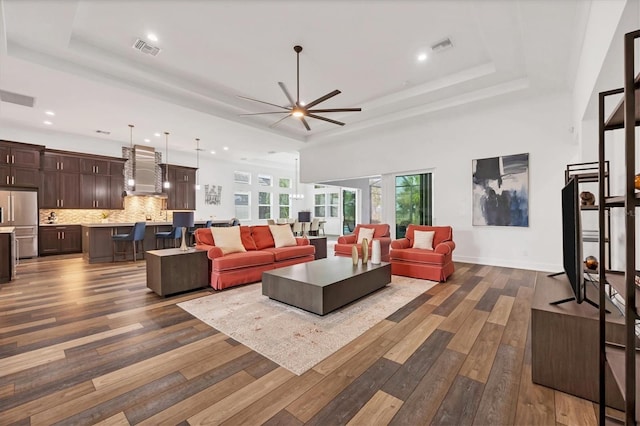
(370, 178, 382, 223)
(234, 171, 251, 184)
(395, 173, 433, 238)
(258, 174, 272, 186)
(258, 192, 271, 219)
(329, 192, 339, 218)
(314, 193, 326, 217)
(279, 193, 290, 219)
(234, 192, 250, 220)
(279, 178, 291, 188)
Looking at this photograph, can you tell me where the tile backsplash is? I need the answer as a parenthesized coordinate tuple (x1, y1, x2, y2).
(39, 196, 173, 224)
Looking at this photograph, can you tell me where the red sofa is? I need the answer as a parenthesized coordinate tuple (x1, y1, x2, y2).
(390, 225, 455, 282)
(195, 226, 315, 290)
(334, 224, 392, 262)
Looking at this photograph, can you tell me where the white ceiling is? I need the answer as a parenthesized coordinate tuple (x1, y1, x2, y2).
(0, 0, 590, 167)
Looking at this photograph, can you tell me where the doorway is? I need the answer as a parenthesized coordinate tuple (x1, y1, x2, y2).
(395, 173, 433, 238)
(342, 189, 356, 234)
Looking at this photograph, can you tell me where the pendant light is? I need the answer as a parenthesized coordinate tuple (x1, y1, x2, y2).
(292, 157, 304, 199)
(127, 124, 135, 188)
(163, 132, 171, 189)
(195, 137, 201, 190)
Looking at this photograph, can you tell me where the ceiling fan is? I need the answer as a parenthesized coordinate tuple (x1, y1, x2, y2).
(239, 45, 362, 131)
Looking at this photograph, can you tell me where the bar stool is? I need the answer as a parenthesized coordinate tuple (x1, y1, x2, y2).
(112, 222, 146, 262)
(155, 227, 181, 249)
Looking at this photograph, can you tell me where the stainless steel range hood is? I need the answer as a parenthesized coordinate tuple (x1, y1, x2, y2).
(125, 145, 167, 197)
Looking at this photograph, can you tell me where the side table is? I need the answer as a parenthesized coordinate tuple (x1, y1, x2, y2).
(306, 236, 327, 260)
(146, 248, 208, 296)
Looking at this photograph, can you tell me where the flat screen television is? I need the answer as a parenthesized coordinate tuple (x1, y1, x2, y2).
(561, 176, 584, 303)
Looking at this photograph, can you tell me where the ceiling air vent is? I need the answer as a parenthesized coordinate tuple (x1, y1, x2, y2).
(0, 90, 35, 107)
(431, 37, 453, 53)
(132, 38, 161, 57)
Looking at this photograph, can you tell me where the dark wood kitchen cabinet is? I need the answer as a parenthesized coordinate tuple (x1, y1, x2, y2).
(0, 166, 41, 188)
(0, 141, 43, 169)
(42, 152, 81, 173)
(80, 158, 110, 175)
(42, 149, 126, 209)
(162, 164, 197, 210)
(41, 170, 80, 208)
(39, 225, 82, 255)
(80, 173, 110, 209)
(41, 151, 82, 208)
(0, 141, 44, 188)
(109, 161, 125, 209)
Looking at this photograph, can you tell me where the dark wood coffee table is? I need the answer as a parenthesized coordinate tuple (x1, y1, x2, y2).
(262, 256, 391, 315)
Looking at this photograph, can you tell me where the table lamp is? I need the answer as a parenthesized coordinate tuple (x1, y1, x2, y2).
(173, 211, 194, 251)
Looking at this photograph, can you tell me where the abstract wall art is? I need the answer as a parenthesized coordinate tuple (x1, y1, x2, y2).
(472, 153, 529, 227)
(204, 184, 222, 205)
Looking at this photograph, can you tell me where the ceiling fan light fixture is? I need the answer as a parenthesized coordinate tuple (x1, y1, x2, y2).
(238, 45, 361, 131)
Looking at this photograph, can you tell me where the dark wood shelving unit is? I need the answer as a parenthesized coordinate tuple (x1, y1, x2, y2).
(598, 28, 640, 426)
(566, 161, 611, 270)
(603, 76, 640, 131)
(601, 271, 640, 316)
(605, 346, 640, 419)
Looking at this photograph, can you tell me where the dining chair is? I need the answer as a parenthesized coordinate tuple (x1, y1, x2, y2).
(292, 221, 302, 236)
(309, 218, 320, 236)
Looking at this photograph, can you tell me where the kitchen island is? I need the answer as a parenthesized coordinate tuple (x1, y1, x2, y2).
(0, 227, 15, 283)
(81, 220, 229, 263)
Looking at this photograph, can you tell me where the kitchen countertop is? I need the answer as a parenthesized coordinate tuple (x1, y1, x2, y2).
(0, 226, 15, 233)
(80, 220, 224, 228)
(39, 223, 83, 227)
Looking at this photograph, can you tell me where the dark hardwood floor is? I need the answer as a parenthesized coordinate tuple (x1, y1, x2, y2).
(0, 255, 602, 425)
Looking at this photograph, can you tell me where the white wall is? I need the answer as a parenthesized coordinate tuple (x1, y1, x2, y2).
(301, 92, 577, 272)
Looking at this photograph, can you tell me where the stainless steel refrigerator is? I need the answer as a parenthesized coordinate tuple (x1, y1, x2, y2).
(0, 190, 38, 259)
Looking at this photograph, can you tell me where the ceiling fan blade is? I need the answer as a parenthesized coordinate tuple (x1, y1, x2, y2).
(239, 111, 292, 116)
(238, 95, 289, 110)
(304, 90, 341, 109)
(307, 113, 345, 126)
(269, 114, 292, 128)
(300, 117, 311, 131)
(307, 108, 362, 113)
(278, 82, 295, 107)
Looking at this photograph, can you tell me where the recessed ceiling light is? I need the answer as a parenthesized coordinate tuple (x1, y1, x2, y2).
(144, 138, 150, 143)
(147, 33, 158, 42)
(43, 120, 52, 125)
(210, 150, 216, 154)
(417, 53, 428, 62)
(154, 132, 161, 137)
(45, 111, 55, 116)
(223, 146, 229, 151)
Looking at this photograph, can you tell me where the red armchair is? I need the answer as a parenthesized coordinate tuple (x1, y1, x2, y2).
(390, 225, 455, 282)
(334, 224, 391, 262)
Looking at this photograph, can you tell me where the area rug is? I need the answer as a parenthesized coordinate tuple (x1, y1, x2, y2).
(177, 275, 436, 375)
